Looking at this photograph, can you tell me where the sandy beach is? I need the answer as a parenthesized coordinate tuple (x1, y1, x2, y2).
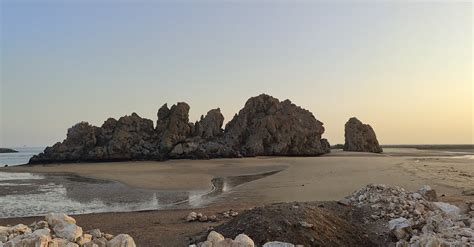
(3, 148, 473, 201)
(1, 148, 473, 246)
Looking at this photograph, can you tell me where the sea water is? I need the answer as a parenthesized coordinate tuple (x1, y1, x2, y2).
(0, 170, 280, 218)
(0, 147, 45, 166)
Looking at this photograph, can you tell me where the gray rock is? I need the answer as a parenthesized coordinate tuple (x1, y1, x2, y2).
(263, 242, 296, 247)
(343, 117, 382, 153)
(388, 217, 411, 240)
(433, 202, 460, 218)
(193, 108, 224, 139)
(106, 234, 136, 247)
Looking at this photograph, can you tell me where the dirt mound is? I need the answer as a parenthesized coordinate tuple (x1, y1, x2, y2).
(208, 202, 377, 247)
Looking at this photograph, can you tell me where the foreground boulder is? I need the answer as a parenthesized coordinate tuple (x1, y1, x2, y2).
(0, 213, 136, 247)
(343, 117, 382, 153)
(30, 94, 330, 163)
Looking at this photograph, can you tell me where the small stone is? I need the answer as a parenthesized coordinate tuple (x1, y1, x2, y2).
(89, 229, 102, 239)
(433, 202, 460, 218)
(45, 213, 77, 227)
(77, 234, 93, 245)
(208, 215, 218, 222)
(53, 223, 82, 242)
(106, 234, 136, 247)
(199, 215, 208, 222)
(389, 218, 411, 240)
(263, 242, 295, 247)
(299, 221, 313, 228)
(186, 212, 198, 222)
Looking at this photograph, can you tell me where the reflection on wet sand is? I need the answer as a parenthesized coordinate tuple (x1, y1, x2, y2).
(0, 170, 282, 218)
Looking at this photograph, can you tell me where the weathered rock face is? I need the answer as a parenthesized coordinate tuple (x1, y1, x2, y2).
(223, 94, 329, 156)
(156, 103, 193, 154)
(92, 113, 156, 160)
(30, 113, 156, 163)
(343, 117, 382, 153)
(193, 108, 224, 140)
(30, 122, 98, 162)
(30, 94, 330, 163)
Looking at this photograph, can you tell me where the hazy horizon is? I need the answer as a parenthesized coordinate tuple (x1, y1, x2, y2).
(1, 1, 472, 147)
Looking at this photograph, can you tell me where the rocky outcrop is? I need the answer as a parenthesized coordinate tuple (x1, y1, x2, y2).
(30, 113, 156, 163)
(0, 213, 136, 247)
(193, 108, 224, 139)
(343, 117, 382, 153)
(156, 103, 193, 154)
(30, 94, 330, 163)
(223, 94, 329, 156)
(0, 148, 18, 153)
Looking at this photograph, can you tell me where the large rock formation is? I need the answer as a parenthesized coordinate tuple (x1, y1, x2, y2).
(223, 94, 330, 156)
(31, 113, 157, 163)
(343, 117, 382, 153)
(30, 94, 330, 163)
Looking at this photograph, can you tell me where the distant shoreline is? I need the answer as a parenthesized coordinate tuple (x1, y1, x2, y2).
(381, 144, 474, 152)
(0, 148, 18, 153)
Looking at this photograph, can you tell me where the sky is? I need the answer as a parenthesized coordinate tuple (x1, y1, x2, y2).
(1, 1, 472, 147)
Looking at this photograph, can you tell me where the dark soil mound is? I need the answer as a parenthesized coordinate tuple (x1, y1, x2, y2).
(210, 202, 377, 247)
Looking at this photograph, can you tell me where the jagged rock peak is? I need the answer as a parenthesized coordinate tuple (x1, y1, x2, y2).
(194, 108, 224, 140)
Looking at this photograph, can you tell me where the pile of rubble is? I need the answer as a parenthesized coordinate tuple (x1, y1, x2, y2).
(0, 213, 136, 247)
(191, 231, 299, 247)
(344, 184, 473, 246)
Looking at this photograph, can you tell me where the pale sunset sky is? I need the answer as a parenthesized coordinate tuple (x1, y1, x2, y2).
(1, 1, 472, 147)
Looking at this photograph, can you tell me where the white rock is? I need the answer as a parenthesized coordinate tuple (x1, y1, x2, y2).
(0, 226, 9, 236)
(106, 234, 136, 247)
(299, 221, 313, 228)
(89, 229, 102, 239)
(77, 233, 93, 245)
(263, 242, 295, 247)
(200, 241, 213, 247)
(207, 231, 225, 243)
(433, 202, 460, 218)
(186, 212, 198, 222)
(22, 235, 51, 247)
(234, 234, 254, 247)
(45, 213, 77, 227)
(48, 238, 70, 247)
(53, 223, 83, 242)
(214, 238, 244, 247)
(9, 224, 31, 234)
(388, 217, 411, 240)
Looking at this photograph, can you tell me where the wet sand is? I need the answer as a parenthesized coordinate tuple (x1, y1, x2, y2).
(1, 148, 473, 246)
(3, 148, 472, 201)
